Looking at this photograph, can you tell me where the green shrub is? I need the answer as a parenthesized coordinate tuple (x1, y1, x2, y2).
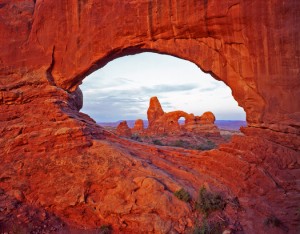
(195, 186, 226, 216)
(174, 188, 191, 202)
(152, 139, 163, 145)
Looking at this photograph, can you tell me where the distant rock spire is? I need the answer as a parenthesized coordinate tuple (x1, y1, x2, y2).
(147, 96, 164, 128)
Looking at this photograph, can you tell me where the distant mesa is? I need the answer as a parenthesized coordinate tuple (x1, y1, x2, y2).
(116, 96, 220, 137)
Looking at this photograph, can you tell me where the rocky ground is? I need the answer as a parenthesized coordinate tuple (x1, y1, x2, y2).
(0, 111, 298, 233)
(104, 124, 243, 151)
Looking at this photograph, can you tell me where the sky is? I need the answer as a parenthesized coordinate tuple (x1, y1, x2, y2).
(80, 52, 246, 122)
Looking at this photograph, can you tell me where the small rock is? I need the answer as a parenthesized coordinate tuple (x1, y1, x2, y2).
(10, 189, 25, 202)
(223, 230, 232, 234)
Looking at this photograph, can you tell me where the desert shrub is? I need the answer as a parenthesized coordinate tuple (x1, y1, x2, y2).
(152, 139, 163, 145)
(131, 134, 142, 142)
(264, 215, 282, 227)
(174, 188, 191, 202)
(222, 134, 232, 141)
(172, 140, 190, 148)
(227, 197, 241, 209)
(192, 219, 223, 234)
(195, 186, 226, 217)
(196, 141, 216, 151)
(99, 224, 112, 234)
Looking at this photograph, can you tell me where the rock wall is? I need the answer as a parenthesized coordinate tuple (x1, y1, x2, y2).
(0, 0, 299, 233)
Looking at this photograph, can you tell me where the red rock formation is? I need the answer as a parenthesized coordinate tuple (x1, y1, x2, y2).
(132, 119, 144, 134)
(145, 97, 220, 136)
(147, 96, 165, 128)
(0, 0, 299, 233)
(199, 112, 216, 124)
(185, 112, 220, 137)
(116, 121, 132, 137)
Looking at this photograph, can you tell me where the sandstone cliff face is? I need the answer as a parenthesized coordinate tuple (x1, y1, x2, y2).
(0, 0, 299, 233)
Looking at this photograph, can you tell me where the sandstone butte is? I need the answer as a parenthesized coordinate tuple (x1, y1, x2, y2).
(0, 1, 299, 233)
(117, 96, 220, 137)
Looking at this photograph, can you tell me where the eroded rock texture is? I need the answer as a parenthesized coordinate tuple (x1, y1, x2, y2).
(0, 0, 299, 233)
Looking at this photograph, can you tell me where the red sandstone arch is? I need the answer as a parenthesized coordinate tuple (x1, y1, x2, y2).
(2, 0, 298, 135)
(0, 0, 299, 233)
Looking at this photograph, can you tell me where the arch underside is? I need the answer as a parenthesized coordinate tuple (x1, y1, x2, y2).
(0, 0, 299, 232)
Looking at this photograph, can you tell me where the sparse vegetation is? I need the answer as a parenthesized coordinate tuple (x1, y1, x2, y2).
(172, 140, 190, 148)
(196, 140, 216, 151)
(195, 186, 226, 217)
(264, 215, 282, 228)
(192, 219, 224, 234)
(174, 188, 191, 202)
(131, 134, 142, 142)
(152, 139, 163, 145)
(227, 197, 241, 209)
(99, 224, 112, 234)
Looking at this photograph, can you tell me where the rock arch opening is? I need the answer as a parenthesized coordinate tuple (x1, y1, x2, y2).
(80, 52, 246, 148)
(178, 117, 186, 126)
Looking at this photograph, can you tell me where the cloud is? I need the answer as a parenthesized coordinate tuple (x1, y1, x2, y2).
(82, 76, 134, 90)
(81, 82, 238, 122)
(83, 83, 199, 103)
(141, 84, 198, 93)
(82, 94, 149, 122)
